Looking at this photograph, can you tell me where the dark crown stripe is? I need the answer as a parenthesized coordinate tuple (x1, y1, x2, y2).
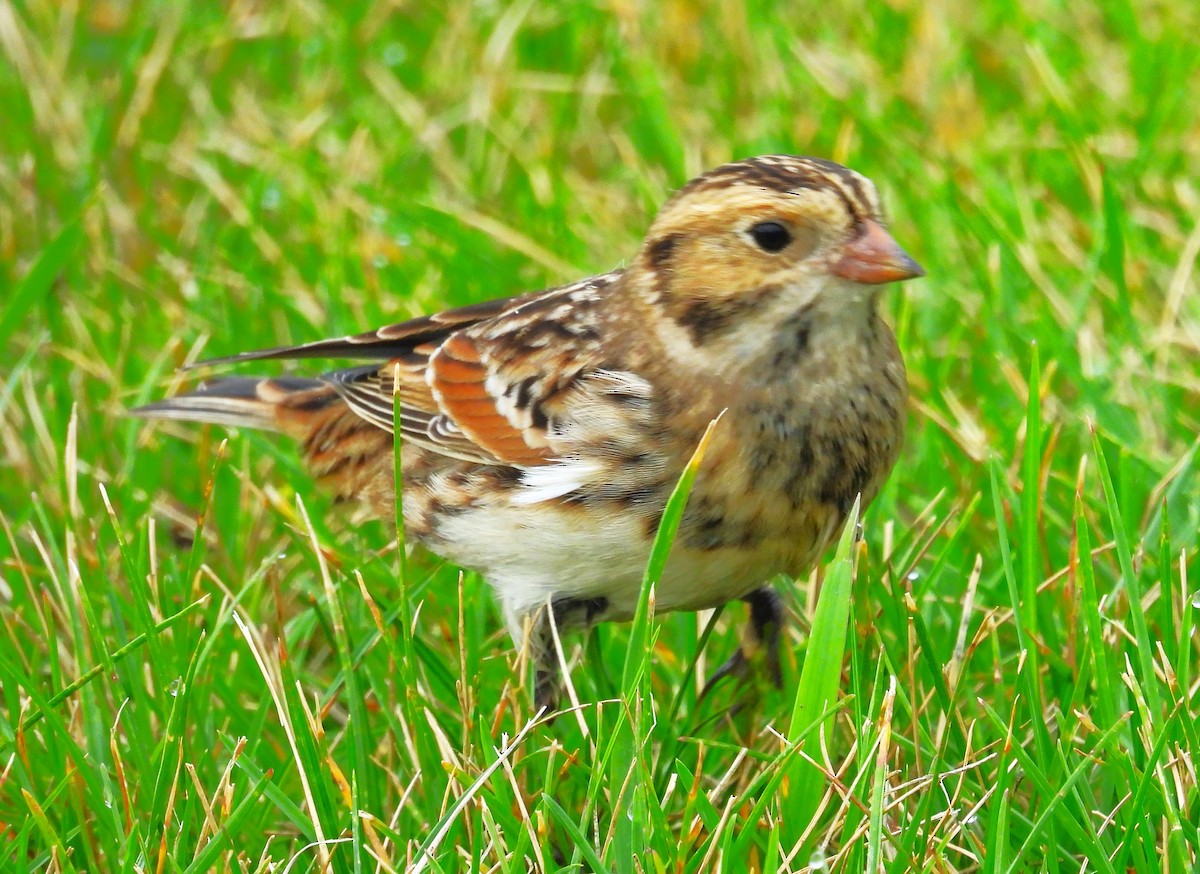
(670, 155, 877, 220)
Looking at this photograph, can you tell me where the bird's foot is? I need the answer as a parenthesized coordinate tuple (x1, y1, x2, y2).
(529, 594, 609, 719)
(699, 587, 785, 703)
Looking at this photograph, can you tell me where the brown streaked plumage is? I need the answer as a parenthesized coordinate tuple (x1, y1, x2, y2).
(132, 155, 923, 711)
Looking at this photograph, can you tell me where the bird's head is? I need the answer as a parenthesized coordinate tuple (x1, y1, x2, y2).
(634, 155, 923, 352)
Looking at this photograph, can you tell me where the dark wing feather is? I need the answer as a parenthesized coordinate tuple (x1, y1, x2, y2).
(180, 271, 624, 468)
(188, 292, 542, 368)
(328, 364, 497, 464)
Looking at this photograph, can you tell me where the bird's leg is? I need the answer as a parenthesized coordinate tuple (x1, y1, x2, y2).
(701, 587, 785, 698)
(532, 595, 609, 714)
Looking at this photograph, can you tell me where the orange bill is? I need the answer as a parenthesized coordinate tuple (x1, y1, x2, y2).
(832, 220, 924, 285)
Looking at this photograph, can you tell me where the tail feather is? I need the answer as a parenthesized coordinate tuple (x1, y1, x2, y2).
(130, 376, 335, 434)
(134, 375, 394, 511)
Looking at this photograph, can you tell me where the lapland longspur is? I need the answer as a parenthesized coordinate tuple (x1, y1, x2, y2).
(133, 155, 923, 710)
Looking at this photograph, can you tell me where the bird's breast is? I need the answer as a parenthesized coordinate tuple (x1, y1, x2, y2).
(675, 318, 906, 571)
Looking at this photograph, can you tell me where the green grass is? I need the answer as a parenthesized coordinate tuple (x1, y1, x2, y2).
(2, 1, 1199, 870)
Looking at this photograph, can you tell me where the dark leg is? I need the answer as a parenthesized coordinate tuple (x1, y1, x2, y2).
(747, 587, 785, 687)
(700, 587, 786, 699)
(532, 595, 608, 713)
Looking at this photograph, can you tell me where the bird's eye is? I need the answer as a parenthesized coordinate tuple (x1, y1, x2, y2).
(749, 221, 792, 253)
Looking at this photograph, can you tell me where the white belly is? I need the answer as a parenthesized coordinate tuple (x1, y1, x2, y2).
(431, 497, 832, 643)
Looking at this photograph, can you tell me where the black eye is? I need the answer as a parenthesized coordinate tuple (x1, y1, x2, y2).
(749, 221, 792, 253)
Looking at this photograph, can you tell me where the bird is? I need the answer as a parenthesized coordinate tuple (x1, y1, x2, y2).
(131, 155, 923, 712)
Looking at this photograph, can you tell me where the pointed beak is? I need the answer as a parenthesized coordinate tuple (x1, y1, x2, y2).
(831, 220, 924, 285)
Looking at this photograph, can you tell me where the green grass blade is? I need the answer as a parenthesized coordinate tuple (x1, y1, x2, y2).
(11, 596, 206, 736)
(20, 790, 79, 874)
(622, 412, 723, 695)
(784, 494, 861, 842)
(977, 698, 1115, 874)
(865, 676, 895, 874)
(0, 217, 82, 354)
(182, 768, 274, 874)
(610, 413, 722, 872)
(1091, 429, 1162, 716)
(542, 795, 612, 874)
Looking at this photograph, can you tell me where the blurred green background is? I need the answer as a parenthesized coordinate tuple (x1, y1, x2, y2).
(2, 1, 1198, 871)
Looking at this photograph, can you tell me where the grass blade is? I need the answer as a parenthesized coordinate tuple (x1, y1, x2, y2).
(784, 494, 861, 842)
(0, 217, 82, 354)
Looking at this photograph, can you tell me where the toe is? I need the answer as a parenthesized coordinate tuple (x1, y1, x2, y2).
(700, 647, 750, 701)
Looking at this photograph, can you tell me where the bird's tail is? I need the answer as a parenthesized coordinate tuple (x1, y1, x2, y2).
(129, 376, 341, 438)
(131, 375, 394, 508)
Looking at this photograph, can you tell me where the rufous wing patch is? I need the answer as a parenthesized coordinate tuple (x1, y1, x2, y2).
(429, 334, 552, 466)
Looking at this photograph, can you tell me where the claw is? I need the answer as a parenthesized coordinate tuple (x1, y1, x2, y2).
(526, 594, 609, 717)
(698, 587, 786, 704)
(699, 646, 751, 702)
(534, 666, 560, 717)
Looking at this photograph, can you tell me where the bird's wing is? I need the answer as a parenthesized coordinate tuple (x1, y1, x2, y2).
(199, 271, 627, 468)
